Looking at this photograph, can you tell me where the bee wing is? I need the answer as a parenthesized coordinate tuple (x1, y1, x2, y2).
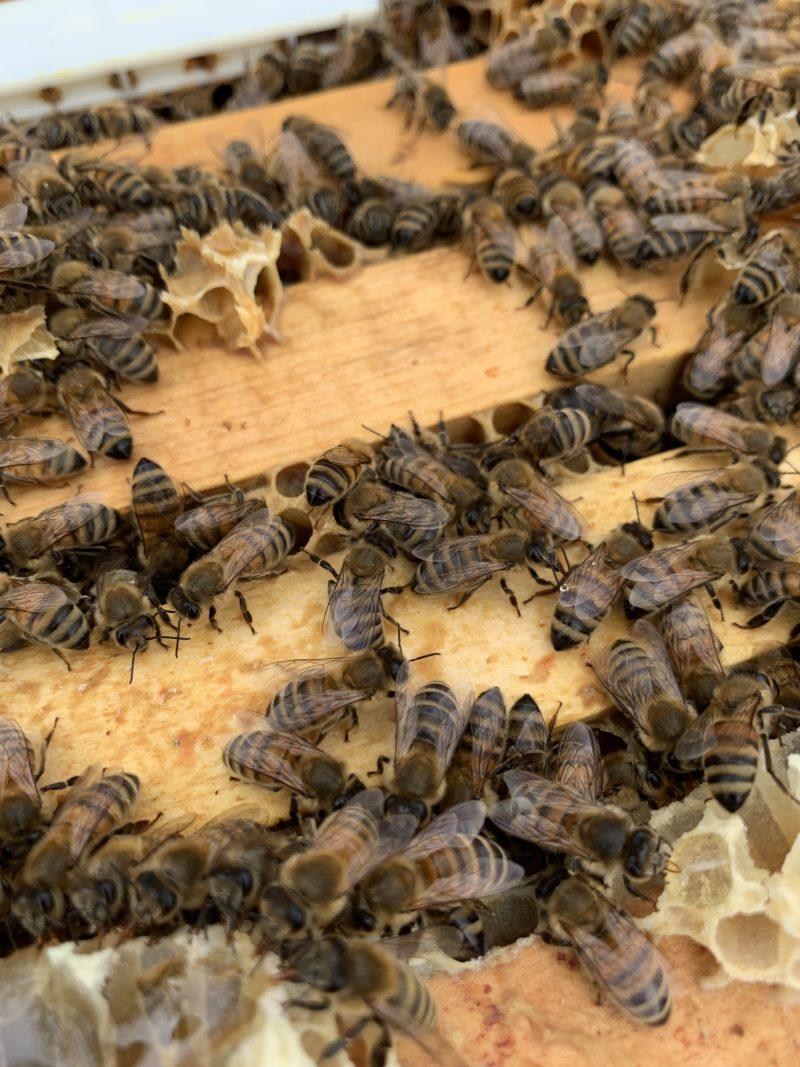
(0, 580, 69, 618)
(413, 536, 510, 589)
(551, 722, 603, 801)
(64, 268, 147, 299)
(34, 494, 112, 553)
(319, 444, 370, 468)
(60, 379, 127, 455)
(589, 643, 661, 736)
(208, 508, 277, 587)
(672, 706, 716, 761)
(631, 620, 687, 707)
(762, 315, 800, 386)
(394, 658, 419, 763)
(654, 482, 757, 527)
(405, 799, 487, 859)
(560, 893, 671, 1026)
(464, 688, 507, 796)
(658, 595, 724, 685)
(512, 711, 549, 770)
(0, 437, 71, 468)
(546, 215, 577, 270)
(0, 717, 38, 804)
(412, 839, 525, 909)
(262, 657, 351, 683)
(503, 483, 584, 541)
(557, 544, 623, 615)
(573, 383, 651, 427)
(313, 788, 416, 887)
(650, 212, 732, 234)
(360, 494, 450, 531)
(382, 431, 450, 500)
(325, 560, 384, 650)
(750, 492, 800, 558)
(489, 777, 600, 861)
(69, 314, 149, 340)
(620, 541, 705, 582)
(643, 469, 724, 498)
(0, 203, 28, 230)
(51, 765, 134, 862)
(672, 402, 751, 453)
(225, 729, 315, 794)
(0, 235, 55, 270)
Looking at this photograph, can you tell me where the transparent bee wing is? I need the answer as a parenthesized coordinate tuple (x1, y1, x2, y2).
(35, 495, 116, 554)
(672, 706, 716, 761)
(631, 619, 688, 707)
(650, 212, 732, 234)
(405, 799, 486, 859)
(658, 595, 724, 686)
(325, 559, 384, 651)
(361, 493, 450, 530)
(0, 202, 28, 230)
(394, 659, 418, 763)
(503, 483, 584, 541)
(551, 721, 603, 801)
(0, 716, 38, 805)
(511, 710, 550, 769)
(557, 544, 623, 614)
(761, 314, 800, 385)
(0, 437, 73, 468)
(0, 236, 55, 270)
(672, 402, 752, 453)
(209, 508, 280, 587)
(750, 492, 800, 558)
(224, 730, 315, 795)
(464, 688, 506, 797)
(412, 840, 525, 909)
(489, 775, 599, 861)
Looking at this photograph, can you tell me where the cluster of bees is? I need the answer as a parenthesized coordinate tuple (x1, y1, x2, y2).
(5, 0, 800, 1060)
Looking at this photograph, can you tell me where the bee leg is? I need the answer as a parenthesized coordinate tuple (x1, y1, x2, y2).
(522, 284, 543, 310)
(678, 242, 710, 304)
(448, 576, 492, 610)
(41, 773, 82, 792)
(35, 716, 59, 781)
(381, 584, 408, 596)
(49, 646, 73, 671)
(648, 325, 660, 347)
(304, 550, 339, 580)
(734, 599, 787, 629)
(208, 606, 223, 633)
(234, 590, 256, 634)
(343, 707, 359, 743)
(286, 996, 331, 1012)
(320, 1014, 375, 1060)
(408, 411, 424, 441)
(0, 481, 15, 505)
(704, 581, 724, 621)
(499, 577, 521, 616)
(367, 755, 391, 778)
(757, 707, 800, 807)
(619, 350, 636, 379)
(289, 792, 299, 825)
(528, 567, 555, 587)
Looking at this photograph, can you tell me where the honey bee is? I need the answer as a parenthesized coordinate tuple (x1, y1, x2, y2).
(50, 260, 165, 321)
(682, 310, 749, 400)
(0, 436, 87, 498)
(672, 672, 776, 811)
(95, 568, 171, 680)
(130, 456, 186, 576)
(755, 161, 800, 214)
(347, 196, 396, 246)
(169, 507, 295, 631)
(671, 401, 786, 464)
(223, 728, 349, 814)
(280, 788, 416, 921)
(0, 579, 90, 666)
(445, 688, 507, 803)
(544, 875, 671, 1025)
(6, 159, 79, 220)
(720, 381, 798, 426)
(520, 221, 590, 326)
(492, 168, 540, 223)
(25, 115, 76, 151)
(569, 382, 665, 461)
(305, 445, 372, 509)
(0, 366, 53, 429)
(610, 0, 669, 58)
(59, 152, 154, 211)
(516, 63, 608, 110)
(359, 800, 523, 930)
(282, 116, 356, 184)
(731, 230, 800, 307)
(492, 402, 598, 473)
(0, 716, 54, 860)
(323, 26, 383, 88)
(455, 119, 535, 171)
(49, 308, 158, 383)
(386, 69, 456, 132)
(129, 808, 265, 928)
(0, 202, 55, 273)
(223, 140, 278, 202)
(590, 619, 694, 753)
(378, 424, 487, 530)
(465, 196, 517, 283)
(621, 535, 746, 613)
(550, 522, 654, 650)
(735, 561, 800, 627)
(485, 19, 571, 90)
(0, 496, 122, 573)
(392, 192, 455, 252)
(585, 182, 648, 266)
(645, 459, 779, 535)
(491, 458, 584, 548)
(73, 102, 156, 143)
(56, 365, 134, 461)
(731, 295, 800, 387)
(547, 295, 657, 378)
(387, 660, 472, 818)
(311, 540, 405, 651)
(285, 936, 448, 1064)
(540, 177, 603, 265)
(506, 693, 546, 759)
(643, 22, 715, 82)
(642, 172, 744, 218)
(747, 491, 800, 563)
(207, 823, 289, 928)
(513, 715, 605, 800)
(12, 765, 139, 938)
(263, 647, 403, 734)
(657, 595, 725, 711)
(286, 42, 326, 95)
(336, 474, 450, 555)
(491, 771, 670, 893)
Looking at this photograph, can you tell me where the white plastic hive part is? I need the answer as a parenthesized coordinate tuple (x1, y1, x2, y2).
(0, 0, 379, 121)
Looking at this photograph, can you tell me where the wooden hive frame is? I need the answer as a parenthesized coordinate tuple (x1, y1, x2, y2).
(4, 55, 800, 1065)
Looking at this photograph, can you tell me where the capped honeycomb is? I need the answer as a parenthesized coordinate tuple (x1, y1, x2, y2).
(644, 738, 800, 989)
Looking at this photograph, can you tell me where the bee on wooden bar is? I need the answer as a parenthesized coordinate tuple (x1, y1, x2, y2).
(657, 595, 725, 711)
(282, 116, 357, 184)
(516, 63, 608, 110)
(336, 473, 450, 555)
(207, 823, 289, 929)
(0, 496, 122, 573)
(590, 619, 694, 753)
(0, 202, 55, 274)
(734, 562, 800, 628)
(455, 119, 535, 171)
(491, 458, 584, 549)
(731, 230, 800, 308)
(0, 578, 90, 667)
(286, 42, 327, 95)
(585, 182, 648, 267)
(49, 308, 158, 384)
(173, 481, 264, 553)
(544, 875, 671, 1025)
(305, 443, 372, 508)
(95, 568, 173, 681)
(445, 689, 507, 803)
(551, 522, 654, 650)
(546, 295, 657, 378)
(0, 366, 53, 430)
(50, 261, 165, 321)
(747, 491, 800, 564)
(621, 536, 747, 614)
(169, 508, 294, 631)
(0, 437, 87, 499)
(131, 456, 187, 577)
(520, 221, 590, 327)
(464, 196, 517, 283)
(540, 177, 603, 265)
(645, 459, 779, 535)
(6, 159, 79, 220)
(386, 69, 456, 132)
(56, 366, 135, 461)
(492, 168, 540, 223)
(0, 716, 55, 862)
(671, 402, 786, 464)
(12, 766, 139, 939)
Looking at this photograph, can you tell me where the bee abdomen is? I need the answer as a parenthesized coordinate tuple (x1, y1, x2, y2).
(40, 601, 90, 649)
(734, 265, 779, 306)
(95, 337, 158, 383)
(551, 602, 600, 649)
(306, 459, 353, 507)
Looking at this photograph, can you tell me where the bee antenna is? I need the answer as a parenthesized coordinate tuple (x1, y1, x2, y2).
(129, 646, 137, 686)
(361, 424, 388, 441)
(408, 651, 441, 664)
(632, 491, 642, 524)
